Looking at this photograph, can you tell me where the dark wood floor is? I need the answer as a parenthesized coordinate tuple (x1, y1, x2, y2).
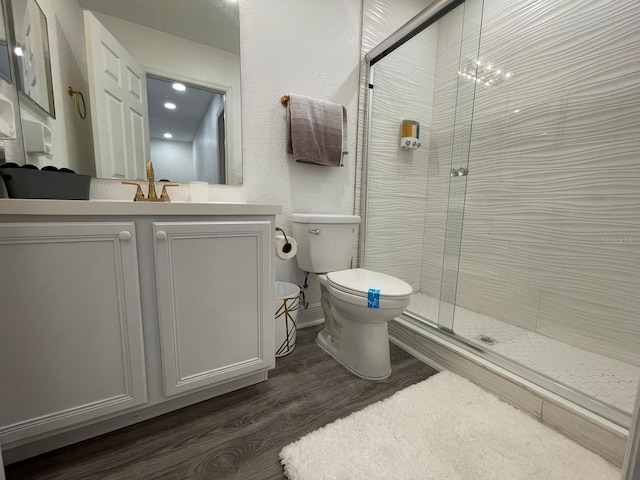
(6, 326, 437, 480)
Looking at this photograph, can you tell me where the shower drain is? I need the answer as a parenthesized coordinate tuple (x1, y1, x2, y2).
(475, 334, 498, 346)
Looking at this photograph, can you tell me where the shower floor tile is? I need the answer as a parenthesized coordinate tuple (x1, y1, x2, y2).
(408, 293, 640, 415)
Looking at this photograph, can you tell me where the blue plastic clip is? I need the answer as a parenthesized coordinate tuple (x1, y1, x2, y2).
(368, 289, 380, 309)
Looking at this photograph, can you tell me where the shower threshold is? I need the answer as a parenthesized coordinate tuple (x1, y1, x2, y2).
(407, 292, 639, 419)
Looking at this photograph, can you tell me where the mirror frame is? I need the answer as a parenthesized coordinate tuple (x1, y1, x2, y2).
(6, 0, 55, 118)
(0, 0, 13, 83)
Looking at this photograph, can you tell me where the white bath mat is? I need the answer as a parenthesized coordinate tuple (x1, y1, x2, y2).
(280, 371, 619, 480)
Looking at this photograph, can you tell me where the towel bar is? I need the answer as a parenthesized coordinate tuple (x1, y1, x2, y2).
(281, 95, 290, 106)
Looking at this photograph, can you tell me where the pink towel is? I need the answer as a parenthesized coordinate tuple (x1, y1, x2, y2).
(286, 94, 346, 167)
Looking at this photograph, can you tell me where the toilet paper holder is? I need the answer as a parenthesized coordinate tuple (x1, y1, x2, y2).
(275, 227, 292, 253)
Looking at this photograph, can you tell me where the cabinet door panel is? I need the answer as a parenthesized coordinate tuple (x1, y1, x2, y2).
(153, 221, 273, 397)
(0, 223, 147, 444)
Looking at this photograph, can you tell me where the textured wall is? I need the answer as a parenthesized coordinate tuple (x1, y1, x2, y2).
(239, 0, 362, 303)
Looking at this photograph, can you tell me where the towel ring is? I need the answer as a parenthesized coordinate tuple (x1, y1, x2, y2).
(68, 86, 87, 119)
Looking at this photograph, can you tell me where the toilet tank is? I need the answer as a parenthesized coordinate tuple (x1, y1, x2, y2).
(291, 214, 361, 273)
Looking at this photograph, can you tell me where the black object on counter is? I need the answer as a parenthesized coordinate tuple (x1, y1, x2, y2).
(0, 162, 20, 169)
(0, 166, 91, 200)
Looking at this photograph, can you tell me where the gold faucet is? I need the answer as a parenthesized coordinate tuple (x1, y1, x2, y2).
(146, 160, 158, 200)
(122, 161, 179, 202)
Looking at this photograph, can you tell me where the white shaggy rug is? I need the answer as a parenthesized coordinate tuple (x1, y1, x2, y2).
(280, 371, 619, 480)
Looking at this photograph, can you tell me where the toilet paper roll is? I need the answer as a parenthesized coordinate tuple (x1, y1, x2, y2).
(275, 234, 297, 260)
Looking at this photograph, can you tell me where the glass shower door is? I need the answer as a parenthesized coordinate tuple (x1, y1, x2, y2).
(361, 0, 485, 333)
(362, 2, 476, 330)
(362, 0, 639, 426)
(435, 0, 484, 333)
(441, 0, 640, 420)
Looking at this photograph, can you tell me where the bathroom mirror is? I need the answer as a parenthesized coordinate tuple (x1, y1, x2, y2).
(7, 0, 243, 185)
(9, 0, 55, 116)
(0, 0, 26, 167)
(0, 0, 12, 82)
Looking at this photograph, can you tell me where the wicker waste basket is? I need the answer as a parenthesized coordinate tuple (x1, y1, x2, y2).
(274, 282, 300, 357)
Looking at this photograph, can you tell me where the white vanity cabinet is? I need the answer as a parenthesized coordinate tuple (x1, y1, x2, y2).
(0, 200, 281, 463)
(0, 222, 147, 444)
(153, 221, 274, 397)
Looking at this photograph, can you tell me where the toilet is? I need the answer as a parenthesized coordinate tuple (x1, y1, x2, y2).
(291, 214, 412, 380)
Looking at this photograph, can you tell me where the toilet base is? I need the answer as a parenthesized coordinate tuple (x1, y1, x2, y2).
(316, 327, 391, 381)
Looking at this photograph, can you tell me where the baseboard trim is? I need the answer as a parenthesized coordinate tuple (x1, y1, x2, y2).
(297, 303, 324, 329)
(388, 319, 628, 467)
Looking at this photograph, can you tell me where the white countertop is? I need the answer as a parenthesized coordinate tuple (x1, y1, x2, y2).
(0, 199, 282, 216)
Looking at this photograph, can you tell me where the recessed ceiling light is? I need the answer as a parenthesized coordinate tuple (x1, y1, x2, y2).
(14, 46, 23, 56)
(172, 83, 186, 91)
(163, 133, 173, 139)
(164, 102, 176, 110)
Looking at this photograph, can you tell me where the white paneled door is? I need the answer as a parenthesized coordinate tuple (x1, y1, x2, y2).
(85, 11, 149, 180)
(0, 223, 147, 445)
(153, 221, 274, 397)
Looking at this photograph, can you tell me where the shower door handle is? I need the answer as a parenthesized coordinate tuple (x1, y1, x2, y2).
(451, 167, 469, 177)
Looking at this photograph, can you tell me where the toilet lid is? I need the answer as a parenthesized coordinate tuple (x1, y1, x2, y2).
(327, 269, 413, 299)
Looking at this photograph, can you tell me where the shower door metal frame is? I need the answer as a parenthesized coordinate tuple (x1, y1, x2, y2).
(623, 386, 640, 478)
(358, 0, 636, 431)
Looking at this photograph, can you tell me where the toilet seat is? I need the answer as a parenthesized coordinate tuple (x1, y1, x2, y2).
(328, 284, 411, 310)
(326, 268, 412, 308)
(327, 268, 412, 299)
